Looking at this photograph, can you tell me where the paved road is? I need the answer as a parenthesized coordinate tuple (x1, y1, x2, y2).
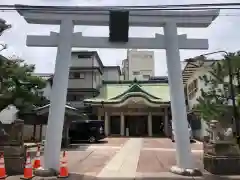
(97, 138, 142, 178)
(5, 138, 240, 180)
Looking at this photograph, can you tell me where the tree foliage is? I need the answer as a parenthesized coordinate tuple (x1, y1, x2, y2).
(0, 18, 11, 36)
(0, 19, 48, 112)
(0, 55, 49, 112)
(0, 18, 11, 52)
(195, 51, 240, 124)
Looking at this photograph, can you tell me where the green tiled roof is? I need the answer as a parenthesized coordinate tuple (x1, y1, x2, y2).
(84, 82, 170, 104)
(111, 83, 161, 100)
(141, 84, 170, 101)
(106, 84, 130, 99)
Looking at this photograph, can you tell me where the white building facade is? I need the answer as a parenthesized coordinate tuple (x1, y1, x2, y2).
(122, 50, 155, 80)
(183, 60, 219, 140)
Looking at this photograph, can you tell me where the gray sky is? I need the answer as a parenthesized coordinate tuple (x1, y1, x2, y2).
(0, 0, 240, 75)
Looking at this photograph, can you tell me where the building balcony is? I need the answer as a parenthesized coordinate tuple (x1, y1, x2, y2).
(68, 79, 101, 90)
(67, 101, 93, 114)
(68, 79, 93, 89)
(67, 101, 85, 108)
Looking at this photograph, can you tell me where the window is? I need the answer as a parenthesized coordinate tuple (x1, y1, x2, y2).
(144, 55, 152, 58)
(143, 75, 150, 79)
(69, 72, 85, 79)
(69, 72, 79, 79)
(78, 54, 90, 59)
(79, 73, 85, 79)
(77, 95, 84, 100)
(187, 79, 198, 100)
(141, 70, 151, 74)
(67, 94, 84, 101)
(67, 94, 74, 101)
(133, 71, 140, 75)
(69, 72, 74, 79)
(132, 54, 141, 58)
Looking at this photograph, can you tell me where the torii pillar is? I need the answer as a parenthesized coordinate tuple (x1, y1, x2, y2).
(16, 4, 219, 176)
(164, 22, 193, 171)
(44, 19, 74, 170)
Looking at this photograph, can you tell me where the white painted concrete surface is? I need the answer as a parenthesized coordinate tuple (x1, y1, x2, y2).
(97, 138, 142, 178)
(43, 19, 74, 171)
(164, 22, 193, 169)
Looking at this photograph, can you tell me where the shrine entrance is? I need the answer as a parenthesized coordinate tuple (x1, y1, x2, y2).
(16, 4, 219, 171)
(109, 116, 120, 135)
(152, 115, 165, 137)
(125, 116, 148, 136)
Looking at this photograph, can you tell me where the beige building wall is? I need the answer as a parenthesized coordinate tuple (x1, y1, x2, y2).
(127, 50, 155, 80)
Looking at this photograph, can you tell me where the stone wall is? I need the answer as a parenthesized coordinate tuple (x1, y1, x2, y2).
(23, 125, 46, 141)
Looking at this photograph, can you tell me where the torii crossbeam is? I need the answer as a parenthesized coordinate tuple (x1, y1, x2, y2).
(16, 4, 219, 176)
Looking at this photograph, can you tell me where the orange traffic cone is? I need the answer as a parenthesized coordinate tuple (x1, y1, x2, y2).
(58, 151, 69, 178)
(21, 152, 34, 180)
(33, 145, 41, 169)
(0, 153, 7, 179)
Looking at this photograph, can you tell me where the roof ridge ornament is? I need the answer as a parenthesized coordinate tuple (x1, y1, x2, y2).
(111, 81, 160, 100)
(129, 77, 141, 87)
(133, 77, 137, 83)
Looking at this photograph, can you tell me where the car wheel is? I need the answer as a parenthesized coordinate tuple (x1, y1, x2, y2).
(89, 136, 96, 143)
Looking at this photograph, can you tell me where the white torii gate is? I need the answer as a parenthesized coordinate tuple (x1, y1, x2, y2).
(16, 4, 219, 174)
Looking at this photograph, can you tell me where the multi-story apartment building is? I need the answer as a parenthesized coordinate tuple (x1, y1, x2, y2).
(122, 50, 155, 80)
(182, 60, 215, 110)
(34, 51, 121, 109)
(182, 59, 219, 140)
(67, 51, 103, 108)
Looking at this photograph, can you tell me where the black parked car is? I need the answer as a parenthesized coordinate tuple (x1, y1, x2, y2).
(69, 120, 105, 143)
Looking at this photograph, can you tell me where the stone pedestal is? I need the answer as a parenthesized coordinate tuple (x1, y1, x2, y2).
(203, 134, 240, 175)
(34, 167, 57, 177)
(0, 119, 26, 175)
(3, 145, 26, 175)
(204, 153, 240, 175)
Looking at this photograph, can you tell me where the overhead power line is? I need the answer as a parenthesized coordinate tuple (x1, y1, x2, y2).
(0, 3, 240, 11)
(0, 7, 239, 12)
(0, 2, 240, 9)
